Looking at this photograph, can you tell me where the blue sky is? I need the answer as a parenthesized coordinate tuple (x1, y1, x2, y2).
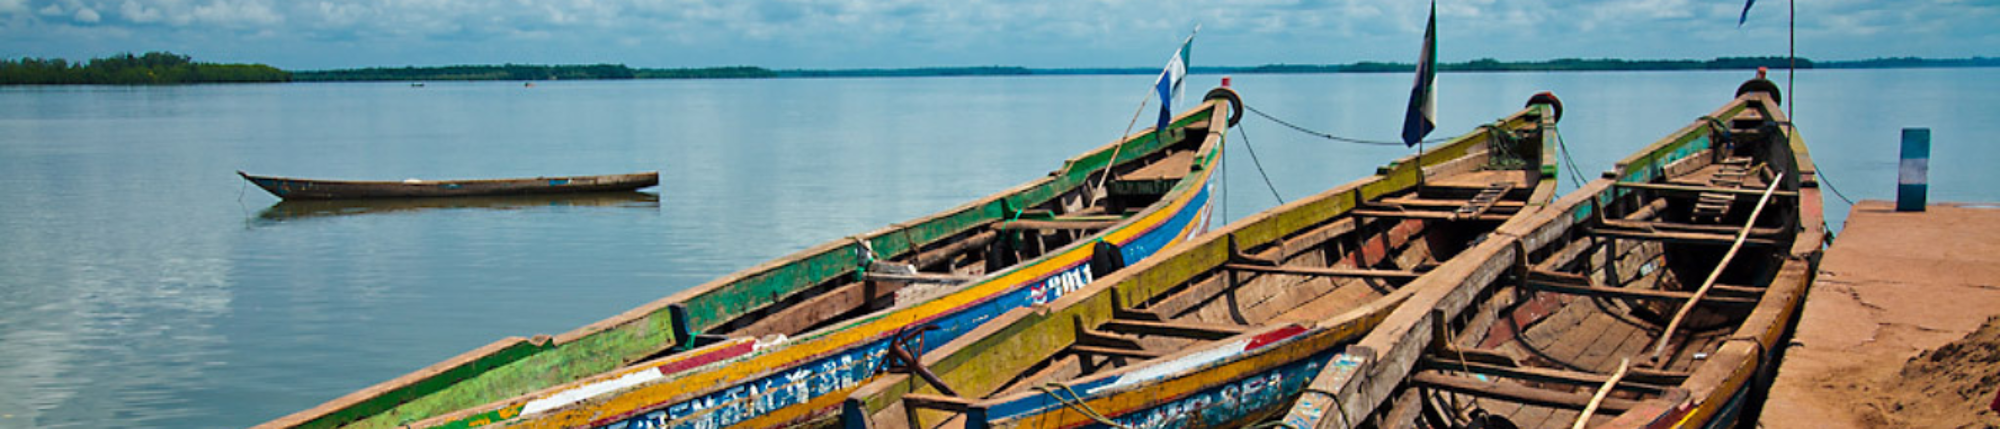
(1, 0, 1994, 70)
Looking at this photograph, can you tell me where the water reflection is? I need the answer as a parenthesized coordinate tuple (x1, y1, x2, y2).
(252, 192, 660, 224)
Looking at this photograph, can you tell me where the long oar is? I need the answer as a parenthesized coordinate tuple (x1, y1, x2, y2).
(1646, 171, 1786, 365)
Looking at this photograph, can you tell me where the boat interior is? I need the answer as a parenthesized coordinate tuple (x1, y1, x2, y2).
(685, 121, 1222, 351)
(869, 114, 1557, 429)
(1379, 103, 1804, 429)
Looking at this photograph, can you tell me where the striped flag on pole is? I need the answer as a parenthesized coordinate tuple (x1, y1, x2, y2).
(1156, 27, 1197, 132)
(1401, 1, 1438, 147)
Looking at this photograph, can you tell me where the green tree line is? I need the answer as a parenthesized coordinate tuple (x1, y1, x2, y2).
(1, 51, 289, 84)
(294, 64, 782, 81)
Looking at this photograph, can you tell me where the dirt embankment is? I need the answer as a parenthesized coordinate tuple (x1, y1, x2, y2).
(1852, 315, 2000, 429)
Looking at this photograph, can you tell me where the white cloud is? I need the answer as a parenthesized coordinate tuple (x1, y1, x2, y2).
(122, 1, 163, 23)
(74, 6, 98, 22)
(38, 3, 62, 15)
(190, 0, 282, 27)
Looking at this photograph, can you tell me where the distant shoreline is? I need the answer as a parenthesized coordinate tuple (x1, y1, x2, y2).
(295, 56, 1999, 82)
(5, 53, 1996, 85)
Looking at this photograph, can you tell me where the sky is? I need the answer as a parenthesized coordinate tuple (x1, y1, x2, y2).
(0, 0, 1995, 70)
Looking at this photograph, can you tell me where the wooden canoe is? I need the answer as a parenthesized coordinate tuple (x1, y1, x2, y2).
(236, 171, 660, 200)
(255, 192, 660, 222)
(256, 88, 1241, 429)
(1276, 78, 1825, 429)
(839, 93, 1565, 429)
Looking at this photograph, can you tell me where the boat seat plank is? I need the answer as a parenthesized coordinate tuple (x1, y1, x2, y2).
(1522, 279, 1759, 306)
(1070, 345, 1162, 360)
(1098, 319, 1247, 340)
(994, 219, 1122, 231)
(1590, 229, 1779, 247)
(1411, 372, 1642, 413)
(1117, 151, 1195, 182)
(1350, 209, 1514, 222)
(1222, 263, 1423, 280)
(1612, 181, 1798, 198)
(1380, 196, 1528, 209)
(1426, 170, 1534, 190)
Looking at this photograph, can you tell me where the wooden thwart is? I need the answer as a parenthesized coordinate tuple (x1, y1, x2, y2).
(1417, 356, 1670, 394)
(1591, 229, 1778, 247)
(1071, 345, 1162, 360)
(862, 272, 980, 284)
(1612, 181, 1798, 198)
(1221, 263, 1423, 280)
(1350, 209, 1512, 222)
(1522, 276, 1759, 306)
(1597, 219, 1785, 238)
(1411, 372, 1641, 413)
(1099, 319, 1247, 340)
(996, 219, 1122, 231)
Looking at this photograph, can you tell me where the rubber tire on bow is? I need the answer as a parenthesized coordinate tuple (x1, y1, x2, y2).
(1203, 87, 1245, 128)
(1736, 78, 1782, 106)
(1526, 91, 1564, 123)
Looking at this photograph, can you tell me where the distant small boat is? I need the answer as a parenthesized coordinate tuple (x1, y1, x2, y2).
(255, 192, 660, 222)
(236, 171, 659, 200)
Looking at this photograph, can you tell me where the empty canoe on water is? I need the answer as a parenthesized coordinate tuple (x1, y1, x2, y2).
(1278, 78, 1825, 429)
(236, 171, 660, 200)
(255, 87, 1240, 429)
(254, 192, 661, 222)
(839, 93, 1564, 429)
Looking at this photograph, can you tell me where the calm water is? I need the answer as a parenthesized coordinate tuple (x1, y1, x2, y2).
(0, 69, 1993, 428)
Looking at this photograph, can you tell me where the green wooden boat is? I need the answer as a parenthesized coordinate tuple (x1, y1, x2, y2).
(1276, 78, 1826, 429)
(840, 93, 1564, 429)
(255, 88, 1242, 429)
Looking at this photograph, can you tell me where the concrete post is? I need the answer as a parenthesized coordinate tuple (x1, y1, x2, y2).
(1898, 128, 1930, 212)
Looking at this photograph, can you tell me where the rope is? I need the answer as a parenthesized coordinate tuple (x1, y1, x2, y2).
(1092, 89, 1157, 204)
(1031, 383, 1132, 429)
(1812, 160, 1856, 207)
(1235, 123, 1286, 205)
(1244, 104, 1449, 146)
(1554, 131, 1587, 189)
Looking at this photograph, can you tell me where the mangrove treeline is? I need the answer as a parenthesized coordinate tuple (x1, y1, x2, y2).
(5, 52, 1995, 85)
(1, 52, 288, 84)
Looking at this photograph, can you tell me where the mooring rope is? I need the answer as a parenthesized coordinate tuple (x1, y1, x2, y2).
(1554, 131, 1587, 188)
(1234, 123, 1286, 205)
(1244, 103, 1451, 146)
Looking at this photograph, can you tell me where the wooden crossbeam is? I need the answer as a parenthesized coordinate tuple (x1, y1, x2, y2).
(1349, 209, 1511, 221)
(1071, 345, 1162, 360)
(903, 394, 982, 413)
(1523, 279, 1758, 306)
(995, 219, 1122, 231)
(1077, 327, 1146, 350)
(1221, 263, 1423, 280)
(862, 272, 980, 284)
(1614, 181, 1798, 198)
(1591, 229, 1777, 247)
(1598, 219, 1786, 238)
(1380, 196, 1527, 208)
(1418, 356, 1671, 394)
(1411, 372, 1641, 413)
(1099, 319, 1247, 340)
